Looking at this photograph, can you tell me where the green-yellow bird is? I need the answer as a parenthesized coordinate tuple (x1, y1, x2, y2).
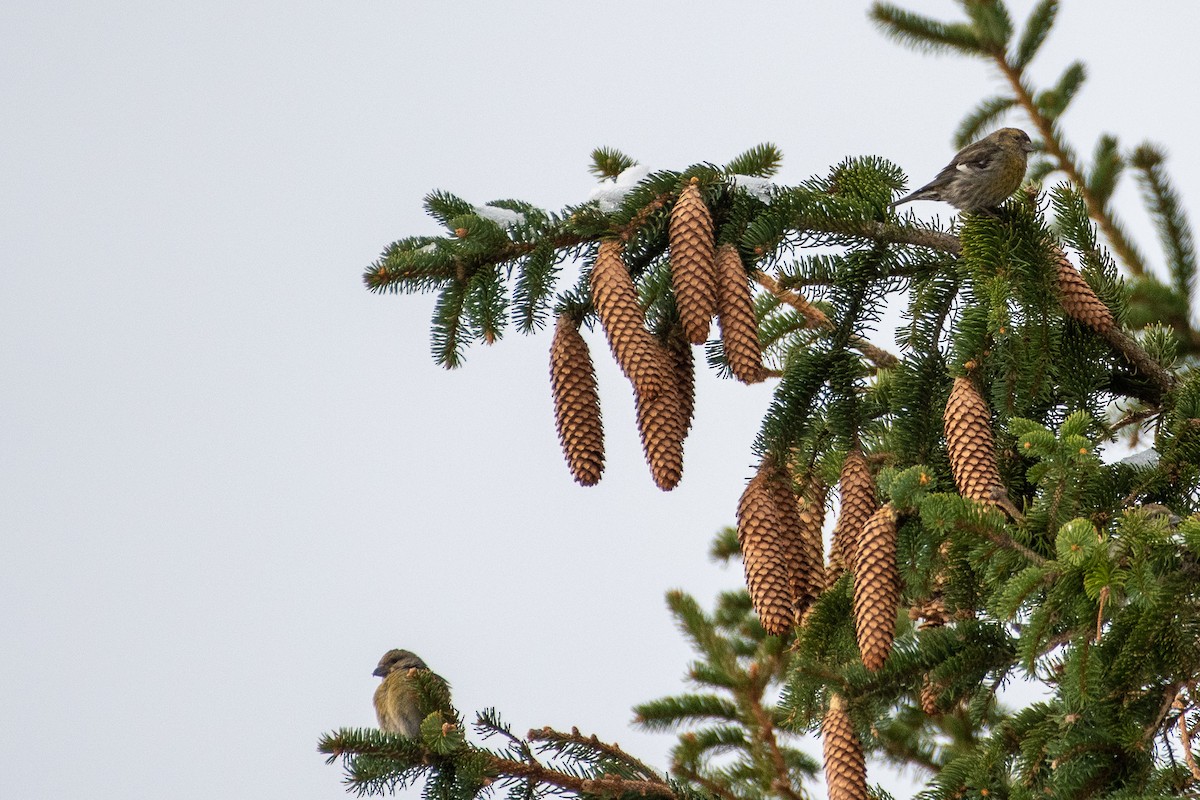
(892, 127, 1036, 212)
(372, 649, 451, 738)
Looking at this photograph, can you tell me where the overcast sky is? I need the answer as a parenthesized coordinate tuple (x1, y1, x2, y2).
(3, 2, 1198, 798)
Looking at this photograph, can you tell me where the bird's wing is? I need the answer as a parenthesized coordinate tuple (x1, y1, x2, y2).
(947, 139, 1001, 174)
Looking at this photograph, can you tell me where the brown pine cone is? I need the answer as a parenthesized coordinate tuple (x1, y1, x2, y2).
(1052, 245, 1115, 332)
(665, 327, 695, 439)
(714, 244, 766, 384)
(736, 469, 794, 635)
(829, 449, 876, 579)
(766, 470, 826, 622)
(920, 676, 942, 716)
(943, 377, 1008, 506)
(589, 239, 669, 398)
(635, 372, 687, 492)
(822, 693, 868, 800)
(669, 180, 717, 345)
(549, 315, 604, 486)
(853, 503, 899, 672)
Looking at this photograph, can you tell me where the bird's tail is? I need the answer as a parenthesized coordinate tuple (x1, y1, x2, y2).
(890, 184, 937, 208)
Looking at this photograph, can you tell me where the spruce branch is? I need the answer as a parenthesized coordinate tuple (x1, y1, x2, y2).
(875, 1, 1152, 278)
(488, 751, 676, 798)
(988, 41, 1147, 277)
(1173, 693, 1200, 782)
(673, 766, 741, 800)
(742, 661, 806, 800)
(956, 516, 1047, 567)
(754, 271, 900, 369)
(1145, 682, 1186, 746)
(321, 724, 680, 800)
(528, 726, 668, 784)
(1131, 143, 1197, 301)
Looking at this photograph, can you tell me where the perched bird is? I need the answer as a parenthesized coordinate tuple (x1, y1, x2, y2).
(372, 649, 451, 737)
(892, 128, 1036, 213)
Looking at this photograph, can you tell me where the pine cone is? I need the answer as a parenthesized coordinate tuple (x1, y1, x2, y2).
(768, 471, 826, 621)
(665, 327, 695, 439)
(635, 365, 687, 492)
(853, 503, 899, 672)
(920, 676, 942, 716)
(914, 597, 947, 716)
(715, 244, 766, 384)
(736, 469, 794, 635)
(829, 449, 876, 579)
(1053, 246, 1115, 332)
(590, 240, 669, 398)
(669, 180, 717, 345)
(549, 315, 605, 486)
(943, 377, 1006, 504)
(910, 596, 949, 629)
(822, 693, 868, 800)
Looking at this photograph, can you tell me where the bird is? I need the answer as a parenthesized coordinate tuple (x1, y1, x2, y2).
(372, 649, 452, 738)
(891, 128, 1036, 213)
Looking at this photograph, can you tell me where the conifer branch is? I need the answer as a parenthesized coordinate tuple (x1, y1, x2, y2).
(673, 766, 741, 800)
(757, 221, 1170, 397)
(990, 54, 1147, 277)
(486, 751, 677, 798)
(528, 726, 667, 784)
(805, 218, 963, 254)
(754, 271, 900, 369)
(957, 517, 1047, 567)
(743, 664, 805, 800)
(1144, 682, 1184, 745)
(1174, 694, 1200, 782)
(1097, 326, 1175, 402)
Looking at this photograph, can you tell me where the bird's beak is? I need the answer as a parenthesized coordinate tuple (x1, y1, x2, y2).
(1022, 141, 1037, 153)
(372, 665, 388, 677)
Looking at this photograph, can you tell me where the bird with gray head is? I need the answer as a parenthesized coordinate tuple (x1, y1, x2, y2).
(372, 649, 451, 738)
(892, 127, 1036, 213)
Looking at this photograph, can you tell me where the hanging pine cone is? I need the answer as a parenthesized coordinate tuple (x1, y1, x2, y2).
(913, 596, 947, 716)
(943, 377, 1007, 505)
(1052, 245, 1115, 332)
(590, 239, 669, 398)
(549, 315, 604, 486)
(634, 370, 687, 492)
(795, 480, 828, 617)
(665, 327, 695, 439)
(920, 676, 942, 716)
(909, 596, 949, 629)
(822, 693, 868, 800)
(829, 449, 876, 579)
(715, 243, 766, 384)
(736, 469, 794, 635)
(768, 471, 826, 622)
(853, 503, 899, 672)
(669, 179, 717, 345)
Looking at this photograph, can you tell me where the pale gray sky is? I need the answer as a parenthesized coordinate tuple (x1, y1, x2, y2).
(3, 2, 1198, 798)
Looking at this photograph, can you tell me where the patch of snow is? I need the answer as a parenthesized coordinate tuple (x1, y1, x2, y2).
(730, 173, 776, 204)
(589, 164, 652, 213)
(1115, 447, 1159, 468)
(474, 204, 526, 228)
(417, 243, 438, 253)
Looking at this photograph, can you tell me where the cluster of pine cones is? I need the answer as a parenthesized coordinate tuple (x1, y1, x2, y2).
(548, 176, 1116, 800)
(549, 178, 766, 491)
(742, 377, 1018, 800)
